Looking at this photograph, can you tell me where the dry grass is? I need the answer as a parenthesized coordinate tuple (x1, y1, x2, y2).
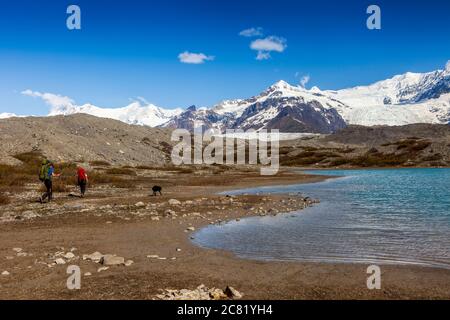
(89, 160, 111, 167)
(0, 152, 80, 193)
(0, 164, 33, 188)
(134, 164, 196, 174)
(13, 151, 43, 167)
(105, 168, 137, 176)
(135, 165, 154, 170)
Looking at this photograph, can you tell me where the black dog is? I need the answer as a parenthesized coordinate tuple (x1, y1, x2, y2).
(152, 185, 162, 196)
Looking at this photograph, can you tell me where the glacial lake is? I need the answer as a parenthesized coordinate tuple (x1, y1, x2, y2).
(192, 168, 450, 269)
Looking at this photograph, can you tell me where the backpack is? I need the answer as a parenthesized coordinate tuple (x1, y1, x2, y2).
(77, 168, 87, 182)
(39, 161, 50, 182)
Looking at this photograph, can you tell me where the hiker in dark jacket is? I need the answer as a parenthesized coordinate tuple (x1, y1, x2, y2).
(76, 165, 88, 197)
(39, 160, 60, 203)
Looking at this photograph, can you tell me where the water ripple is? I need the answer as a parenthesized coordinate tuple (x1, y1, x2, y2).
(193, 168, 450, 269)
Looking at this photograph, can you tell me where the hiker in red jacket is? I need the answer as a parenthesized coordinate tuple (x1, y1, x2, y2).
(76, 166, 88, 198)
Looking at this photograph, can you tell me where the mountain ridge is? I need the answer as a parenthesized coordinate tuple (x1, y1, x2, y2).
(6, 61, 450, 132)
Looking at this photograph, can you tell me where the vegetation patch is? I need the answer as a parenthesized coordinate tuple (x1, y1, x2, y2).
(281, 149, 342, 166)
(105, 168, 137, 176)
(422, 153, 443, 162)
(381, 138, 431, 152)
(89, 160, 111, 167)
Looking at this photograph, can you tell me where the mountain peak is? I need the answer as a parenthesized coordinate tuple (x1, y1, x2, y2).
(445, 60, 450, 72)
(271, 80, 292, 89)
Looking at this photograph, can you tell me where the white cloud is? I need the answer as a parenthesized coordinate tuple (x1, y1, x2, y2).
(178, 51, 215, 64)
(256, 51, 271, 61)
(294, 72, 311, 88)
(239, 27, 263, 37)
(250, 36, 287, 60)
(251, 36, 286, 52)
(299, 75, 310, 88)
(21, 90, 75, 112)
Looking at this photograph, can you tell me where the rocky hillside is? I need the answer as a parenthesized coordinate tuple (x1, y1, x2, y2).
(0, 114, 173, 166)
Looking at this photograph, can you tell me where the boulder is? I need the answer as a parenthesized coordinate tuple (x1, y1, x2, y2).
(22, 211, 40, 219)
(100, 255, 125, 266)
(83, 251, 104, 263)
(155, 285, 242, 300)
(224, 286, 243, 299)
(164, 209, 176, 216)
(168, 199, 181, 206)
(64, 252, 75, 259)
(125, 260, 134, 267)
(209, 288, 228, 300)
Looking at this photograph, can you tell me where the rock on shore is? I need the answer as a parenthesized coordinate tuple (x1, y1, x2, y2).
(155, 284, 243, 300)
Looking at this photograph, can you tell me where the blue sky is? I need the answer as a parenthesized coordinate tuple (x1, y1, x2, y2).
(1, 0, 450, 115)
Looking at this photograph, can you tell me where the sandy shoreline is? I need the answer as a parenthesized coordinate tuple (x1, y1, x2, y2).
(0, 169, 449, 300)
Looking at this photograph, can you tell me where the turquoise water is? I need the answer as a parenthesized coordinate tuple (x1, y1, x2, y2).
(192, 168, 450, 269)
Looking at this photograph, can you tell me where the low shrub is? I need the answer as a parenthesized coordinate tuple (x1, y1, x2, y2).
(89, 160, 111, 167)
(422, 153, 443, 162)
(105, 168, 137, 176)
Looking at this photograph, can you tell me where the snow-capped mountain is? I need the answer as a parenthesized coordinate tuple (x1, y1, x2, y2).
(163, 80, 347, 133)
(0, 113, 17, 119)
(327, 63, 450, 106)
(165, 61, 450, 131)
(49, 101, 183, 127)
(7, 61, 450, 132)
(321, 61, 450, 126)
